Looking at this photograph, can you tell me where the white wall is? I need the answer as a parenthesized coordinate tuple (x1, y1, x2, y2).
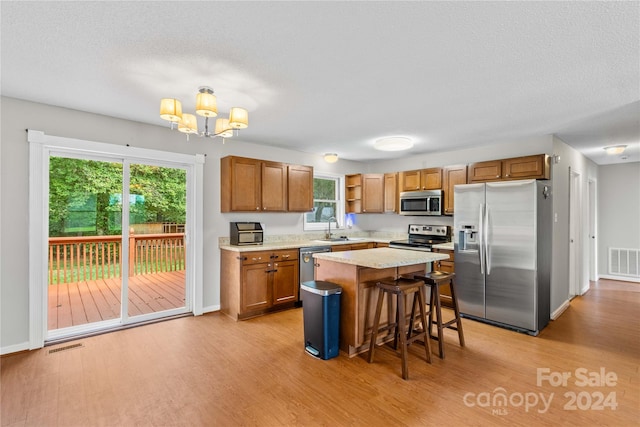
(551, 137, 599, 312)
(597, 162, 640, 277)
(1, 96, 602, 352)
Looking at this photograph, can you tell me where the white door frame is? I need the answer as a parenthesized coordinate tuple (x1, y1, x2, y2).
(28, 130, 204, 349)
(588, 179, 598, 282)
(568, 168, 582, 298)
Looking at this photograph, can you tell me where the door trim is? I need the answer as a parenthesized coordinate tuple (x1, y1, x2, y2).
(28, 130, 204, 349)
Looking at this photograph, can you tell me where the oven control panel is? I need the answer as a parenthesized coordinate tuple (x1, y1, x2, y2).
(408, 224, 449, 237)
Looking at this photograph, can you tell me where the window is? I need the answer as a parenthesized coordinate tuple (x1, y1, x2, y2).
(303, 172, 344, 231)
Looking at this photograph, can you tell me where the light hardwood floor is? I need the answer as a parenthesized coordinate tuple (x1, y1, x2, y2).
(1, 279, 638, 426)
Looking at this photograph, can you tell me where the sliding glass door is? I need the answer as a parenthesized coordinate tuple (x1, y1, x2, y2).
(46, 154, 189, 340)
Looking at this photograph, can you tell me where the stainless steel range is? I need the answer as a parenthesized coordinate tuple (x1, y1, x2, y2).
(389, 224, 451, 252)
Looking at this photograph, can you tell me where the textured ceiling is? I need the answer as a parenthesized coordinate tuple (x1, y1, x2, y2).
(2, 1, 639, 165)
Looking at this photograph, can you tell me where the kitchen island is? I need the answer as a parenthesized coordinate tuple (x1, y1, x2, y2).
(312, 248, 448, 357)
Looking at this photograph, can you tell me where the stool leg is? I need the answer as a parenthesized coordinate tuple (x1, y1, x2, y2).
(368, 287, 385, 363)
(433, 284, 445, 359)
(417, 286, 432, 364)
(407, 289, 419, 342)
(397, 293, 409, 380)
(449, 278, 465, 347)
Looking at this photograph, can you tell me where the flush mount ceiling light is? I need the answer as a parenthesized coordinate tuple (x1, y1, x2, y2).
(604, 145, 627, 155)
(374, 136, 414, 151)
(323, 153, 339, 163)
(160, 86, 248, 141)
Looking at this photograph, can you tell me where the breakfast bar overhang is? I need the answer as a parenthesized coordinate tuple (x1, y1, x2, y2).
(313, 248, 449, 357)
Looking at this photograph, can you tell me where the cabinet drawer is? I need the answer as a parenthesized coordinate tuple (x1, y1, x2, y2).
(241, 251, 272, 265)
(272, 249, 299, 261)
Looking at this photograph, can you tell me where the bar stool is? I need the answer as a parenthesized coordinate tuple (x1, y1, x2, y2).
(367, 277, 432, 380)
(414, 271, 465, 359)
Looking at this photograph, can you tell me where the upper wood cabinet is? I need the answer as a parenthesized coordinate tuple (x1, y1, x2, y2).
(383, 173, 398, 213)
(362, 174, 384, 213)
(261, 161, 288, 211)
(345, 174, 362, 214)
(400, 168, 442, 191)
(221, 156, 312, 213)
(287, 164, 313, 212)
(442, 164, 468, 215)
(468, 154, 550, 183)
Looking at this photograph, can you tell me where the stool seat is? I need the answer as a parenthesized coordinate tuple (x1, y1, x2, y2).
(367, 277, 432, 380)
(414, 271, 465, 359)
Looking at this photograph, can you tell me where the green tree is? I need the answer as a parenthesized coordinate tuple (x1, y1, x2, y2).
(49, 157, 186, 236)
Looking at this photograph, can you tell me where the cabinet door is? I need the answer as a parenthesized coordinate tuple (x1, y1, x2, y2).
(400, 170, 421, 191)
(287, 164, 313, 212)
(468, 160, 502, 183)
(349, 243, 371, 250)
(383, 173, 397, 213)
(261, 161, 287, 211)
(443, 165, 468, 215)
(223, 157, 262, 212)
(421, 168, 442, 190)
(503, 154, 549, 180)
(362, 174, 384, 213)
(331, 245, 352, 252)
(272, 260, 299, 305)
(241, 263, 271, 313)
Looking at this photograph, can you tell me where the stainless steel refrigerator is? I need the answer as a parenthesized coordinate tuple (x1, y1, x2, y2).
(453, 179, 551, 335)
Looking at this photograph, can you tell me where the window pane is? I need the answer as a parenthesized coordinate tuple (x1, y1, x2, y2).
(313, 178, 336, 200)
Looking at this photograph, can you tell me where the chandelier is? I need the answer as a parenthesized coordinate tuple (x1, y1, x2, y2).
(160, 86, 248, 141)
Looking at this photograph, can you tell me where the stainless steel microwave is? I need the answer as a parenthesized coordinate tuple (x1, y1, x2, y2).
(399, 190, 442, 216)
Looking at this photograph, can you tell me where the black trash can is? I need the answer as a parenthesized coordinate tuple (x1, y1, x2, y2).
(301, 280, 342, 360)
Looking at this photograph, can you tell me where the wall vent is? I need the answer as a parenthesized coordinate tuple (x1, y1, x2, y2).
(47, 342, 83, 354)
(608, 248, 640, 278)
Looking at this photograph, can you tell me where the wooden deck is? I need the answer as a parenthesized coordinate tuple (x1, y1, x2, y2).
(48, 270, 186, 330)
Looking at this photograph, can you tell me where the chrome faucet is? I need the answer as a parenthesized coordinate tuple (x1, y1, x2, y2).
(325, 216, 337, 239)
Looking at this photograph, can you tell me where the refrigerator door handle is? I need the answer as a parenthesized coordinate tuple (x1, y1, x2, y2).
(478, 203, 485, 275)
(485, 204, 491, 275)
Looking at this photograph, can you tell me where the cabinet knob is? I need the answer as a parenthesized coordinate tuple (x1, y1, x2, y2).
(505, 174, 510, 177)
(256, 207, 260, 210)
(496, 175, 500, 178)
(252, 256, 262, 261)
(282, 254, 290, 259)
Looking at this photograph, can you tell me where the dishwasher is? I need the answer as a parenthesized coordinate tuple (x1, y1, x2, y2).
(298, 246, 332, 306)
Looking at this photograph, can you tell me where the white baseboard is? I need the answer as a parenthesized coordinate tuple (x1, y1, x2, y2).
(1, 341, 30, 356)
(599, 274, 640, 283)
(580, 284, 590, 295)
(202, 304, 220, 314)
(551, 299, 570, 320)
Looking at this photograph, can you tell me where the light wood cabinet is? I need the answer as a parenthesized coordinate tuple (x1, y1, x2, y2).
(331, 242, 374, 252)
(362, 174, 384, 213)
(261, 161, 288, 211)
(442, 164, 468, 215)
(221, 156, 313, 213)
(383, 173, 398, 213)
(221, 249, 299, 320)
(400, 168, 442, 191)
(345, 174, 362, 214)
(468, 154, 550, 183)
(287, 164, 313, 212)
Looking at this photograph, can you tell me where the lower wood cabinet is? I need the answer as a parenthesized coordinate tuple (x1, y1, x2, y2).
(331, 242, 374, 252)
(221, 249, 299, 320)
(433, 248, 454, 307)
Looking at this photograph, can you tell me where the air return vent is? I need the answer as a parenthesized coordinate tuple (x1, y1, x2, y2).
(608, 248, 640, 278)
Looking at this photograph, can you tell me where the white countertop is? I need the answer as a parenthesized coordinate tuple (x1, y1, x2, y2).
(313, 247, 448, 269)
(219, 238, 389, 252)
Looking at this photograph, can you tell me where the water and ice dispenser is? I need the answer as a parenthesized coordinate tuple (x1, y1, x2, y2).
(458, 225, 478, 251)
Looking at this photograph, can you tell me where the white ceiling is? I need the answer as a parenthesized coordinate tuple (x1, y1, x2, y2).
(2, 1, 639, 165)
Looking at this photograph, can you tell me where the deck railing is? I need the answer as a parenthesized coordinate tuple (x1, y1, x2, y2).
(48, 233, 185, 284)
